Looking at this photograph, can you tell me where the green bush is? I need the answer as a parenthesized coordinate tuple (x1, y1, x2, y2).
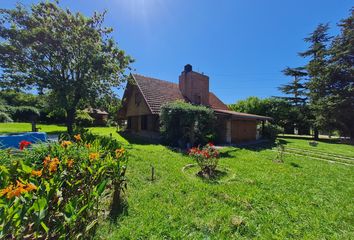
(262, 122, 283, 142)
(75, 110, 94, 127)
(160, 101, 216, 147)
(0, 133, 128, 239)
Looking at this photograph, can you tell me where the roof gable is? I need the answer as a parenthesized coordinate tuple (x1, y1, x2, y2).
(132, 74, 229, 114)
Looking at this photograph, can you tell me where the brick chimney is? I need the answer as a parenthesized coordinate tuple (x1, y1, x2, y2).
(179, 64, 209, 105)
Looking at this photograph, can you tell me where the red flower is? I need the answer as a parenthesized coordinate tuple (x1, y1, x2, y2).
(207, 142, 214, 147)
(19, 140, 31, 150)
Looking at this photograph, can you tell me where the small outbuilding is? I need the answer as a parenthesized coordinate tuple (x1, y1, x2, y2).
(84, 108, 108, 126)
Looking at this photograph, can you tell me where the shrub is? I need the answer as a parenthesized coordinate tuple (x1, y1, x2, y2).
(160, 101, 216, 147)
(188, 143, 220, 178)
(262, 122, 283, 142)
(75, 110, 94, 127)
(0, 133, 127, 239)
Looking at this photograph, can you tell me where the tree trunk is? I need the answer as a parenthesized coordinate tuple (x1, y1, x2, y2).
(66, 109, 75, 134)
(314, 128, 319, 140)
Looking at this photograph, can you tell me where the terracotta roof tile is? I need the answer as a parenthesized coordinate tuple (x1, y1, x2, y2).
(208, 92, 229, 110)
(133, 74, 185, 114)
(132, 74, 230, 114)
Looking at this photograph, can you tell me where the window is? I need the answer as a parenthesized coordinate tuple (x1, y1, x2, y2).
(141, 115, 148, 130)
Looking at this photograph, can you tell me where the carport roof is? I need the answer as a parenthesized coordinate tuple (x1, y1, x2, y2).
(214, 109, 272, 121)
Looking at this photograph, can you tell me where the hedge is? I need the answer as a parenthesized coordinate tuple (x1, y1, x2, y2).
(160, 101, 216, 147)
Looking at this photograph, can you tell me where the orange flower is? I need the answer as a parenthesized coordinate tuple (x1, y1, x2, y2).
(67, 159, 74, 168)
(61, 140, 72, 148)
(115, 148, 125, 158)
(25, 183, 37, 192)
(31, 169, 42, 177)
(85, 143, 91, 149)
(89, 152, 99, 161)
(8, 187, 26, 198)
(43, 155, 51, 167)
(49, 157, 60, 173)
(1, 181, 29, 199)
(0, 184, 13, 198)
(73, 134, 81, 141)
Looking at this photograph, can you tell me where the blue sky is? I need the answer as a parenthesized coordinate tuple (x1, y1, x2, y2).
(2, 0, 353, 103)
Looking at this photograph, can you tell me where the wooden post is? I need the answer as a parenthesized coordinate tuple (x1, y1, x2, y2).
(151, 165, 155, 181)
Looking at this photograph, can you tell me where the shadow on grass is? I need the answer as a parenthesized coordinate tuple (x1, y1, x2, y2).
(236, 141, 279, 152)
(119, 131, 161, 146)
(219, 148, 239, 158)
(290, 162, 302, 168)
(278, 135, 341, 144)
(109, 193, 129, 223)
(198, 169, 229, 184)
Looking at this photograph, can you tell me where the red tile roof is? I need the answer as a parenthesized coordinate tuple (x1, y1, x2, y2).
(131, 74, 270, 121)
(133, 74, 185, 114)
(133, 74, 229, 114)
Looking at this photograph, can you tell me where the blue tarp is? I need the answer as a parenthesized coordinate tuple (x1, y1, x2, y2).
(0, 132, 47, 149)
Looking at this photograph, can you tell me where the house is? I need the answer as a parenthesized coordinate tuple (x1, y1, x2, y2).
(84, 108, 109, 126)
(118, 64, 271, 143)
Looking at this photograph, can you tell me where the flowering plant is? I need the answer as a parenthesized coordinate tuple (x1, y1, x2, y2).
(0, 133, 128, 239)
(19, 140, 31, 150)
(188, 143, 219, 178)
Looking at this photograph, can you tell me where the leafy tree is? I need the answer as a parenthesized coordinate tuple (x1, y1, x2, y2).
(228, 96, 291, 130)
(228, 96, 266, 116)
(0, 1, 132, 133)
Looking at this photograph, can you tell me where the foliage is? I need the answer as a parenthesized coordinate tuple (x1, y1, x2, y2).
(0, 1, 132, 133)
(228, 97, 292, 130)
(0, 133, 128, 239)
(262, 122, 282, 142)
(283, 9, 354, 140)
(93, 94, 122, 123)
(228, 96, 265, 115)
(75, 110, 94, 127)
(1, 124, 354, 238)
(160, 101, 216, 147)
(10, 106, 40, 122)
(0, 112, 12, 123)
(188, 143, 220, 178)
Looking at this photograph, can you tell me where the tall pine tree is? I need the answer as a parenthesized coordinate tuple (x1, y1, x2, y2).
(326, 9, 354, 139)
(299, 23, 332, 139)
(279, 67, 311, 134)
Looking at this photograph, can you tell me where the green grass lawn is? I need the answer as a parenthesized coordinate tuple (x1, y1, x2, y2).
(1, 123, 354, 238)
(0, 122, 67, 134)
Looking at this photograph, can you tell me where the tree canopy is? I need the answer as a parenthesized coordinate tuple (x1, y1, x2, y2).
(0, 1, 132, 133)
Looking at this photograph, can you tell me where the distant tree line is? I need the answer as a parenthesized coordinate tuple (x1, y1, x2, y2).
(0, 89, 122, 126)
(230, 8, 354, 141)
